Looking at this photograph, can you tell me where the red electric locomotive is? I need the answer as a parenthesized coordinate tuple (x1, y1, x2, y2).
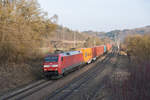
(43, 51, 84, 77)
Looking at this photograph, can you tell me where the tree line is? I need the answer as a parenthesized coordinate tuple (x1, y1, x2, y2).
(0, 0, 57, 63)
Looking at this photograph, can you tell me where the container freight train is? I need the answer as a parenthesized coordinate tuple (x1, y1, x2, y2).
(43, 44, 112, 77)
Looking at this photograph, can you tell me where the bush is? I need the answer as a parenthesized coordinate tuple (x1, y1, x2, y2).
(0, 42, 18, 63)
(124, 34, 150, 63)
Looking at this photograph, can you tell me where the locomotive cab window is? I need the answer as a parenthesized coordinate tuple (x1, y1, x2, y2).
(45, 56, 58, 62)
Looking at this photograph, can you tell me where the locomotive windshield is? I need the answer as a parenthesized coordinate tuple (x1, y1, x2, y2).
(45, 56, 58, 62)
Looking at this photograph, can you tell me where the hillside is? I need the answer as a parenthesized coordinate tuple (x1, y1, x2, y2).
(84, 26, 150, 42)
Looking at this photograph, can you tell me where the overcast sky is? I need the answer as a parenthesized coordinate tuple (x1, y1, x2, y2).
(37, 0, 150, 32)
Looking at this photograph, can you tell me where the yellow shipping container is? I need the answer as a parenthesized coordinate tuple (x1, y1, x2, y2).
(76, 48, 92, 64)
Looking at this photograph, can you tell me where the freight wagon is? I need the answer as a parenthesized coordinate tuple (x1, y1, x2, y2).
(92, 47, 97, 61)
(95, 46, 104, 57)
(106, 44, 112, 51)
(76, 48, 93, 64)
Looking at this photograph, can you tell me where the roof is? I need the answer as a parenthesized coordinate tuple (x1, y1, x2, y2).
(60, 51, 81, 56)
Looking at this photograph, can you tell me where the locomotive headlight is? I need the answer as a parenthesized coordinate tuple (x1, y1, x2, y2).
(52, 65, 58, 67)
(44, 65, 50, 67)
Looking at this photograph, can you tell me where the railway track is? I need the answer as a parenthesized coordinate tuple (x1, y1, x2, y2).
(0, 79, 55, 100)
(45, 47, 117, 100)
(0, 48, 116, 100)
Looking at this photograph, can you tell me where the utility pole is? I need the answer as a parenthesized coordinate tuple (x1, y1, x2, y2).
(62, 30, 64, 50)
(115, 32, 120, 53)
(74, 32, 76, 48)
(117, 38, 120, 52)
(93, 38, 96, 47)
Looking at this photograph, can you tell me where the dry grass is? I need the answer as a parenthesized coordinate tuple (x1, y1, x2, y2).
(107, 62, 150, 100)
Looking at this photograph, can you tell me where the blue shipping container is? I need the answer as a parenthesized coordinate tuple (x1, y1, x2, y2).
(104, 45, 107, 53)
